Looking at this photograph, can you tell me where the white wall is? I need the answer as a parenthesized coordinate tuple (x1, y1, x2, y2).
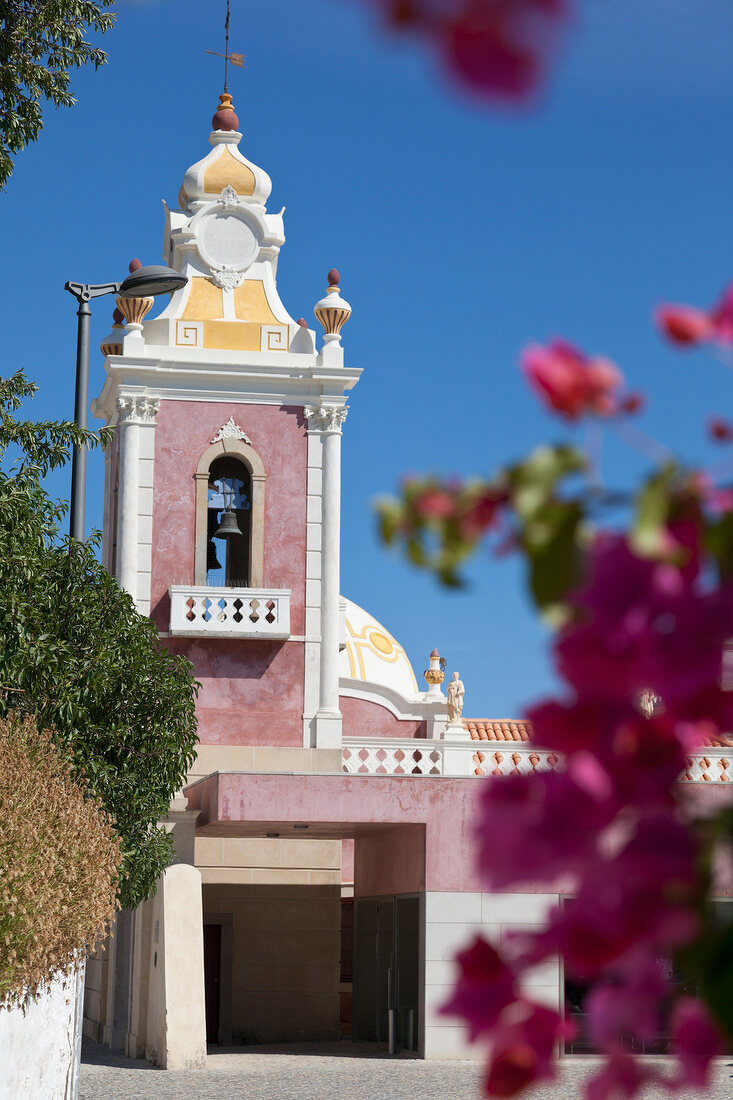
(423, 891, 561, 1060)
(0, 965, 84, 1099)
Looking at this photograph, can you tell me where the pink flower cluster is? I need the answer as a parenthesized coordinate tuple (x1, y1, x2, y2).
(407, 479, 507, 541)
(521, 339, 642, 420)
(656, 283, 733, 348)
(446, 533, 729, 1097)
(374, 0, 569, 100)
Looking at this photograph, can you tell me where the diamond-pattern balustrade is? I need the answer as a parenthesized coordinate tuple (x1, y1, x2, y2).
(169, 585, 290, 638)
(341, 740, 732, 782)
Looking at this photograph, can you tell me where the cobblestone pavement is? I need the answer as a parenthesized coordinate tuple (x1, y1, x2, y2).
(80, 1039, 733, 1100)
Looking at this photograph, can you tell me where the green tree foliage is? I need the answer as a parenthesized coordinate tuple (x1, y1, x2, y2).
(0, 372, 199, 907)
(0, 0, 115, 187)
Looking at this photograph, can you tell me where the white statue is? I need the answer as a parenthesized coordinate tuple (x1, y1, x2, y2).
(447, 672, 465, 723)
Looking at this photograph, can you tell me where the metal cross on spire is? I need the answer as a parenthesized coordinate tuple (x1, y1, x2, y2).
(206, 0, 244, 93)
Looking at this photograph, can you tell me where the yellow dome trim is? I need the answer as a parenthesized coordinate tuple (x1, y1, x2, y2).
(234, 280, 280, 325)
(181, 277, 224, 321)
(202, 146, 255, 197)
(344, 615, 418, 690)
(369, 631, 393, 655)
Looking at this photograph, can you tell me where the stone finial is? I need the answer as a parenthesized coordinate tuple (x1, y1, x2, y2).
(423, 649, 445, 687)
(212, 92, 239, 132)
(314, 269, 351, 342)
(100, 306, 124, 357)
(115, 295, 153, 328)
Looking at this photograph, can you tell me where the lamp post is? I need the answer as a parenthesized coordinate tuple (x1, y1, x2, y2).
(64, 264, 187, 541)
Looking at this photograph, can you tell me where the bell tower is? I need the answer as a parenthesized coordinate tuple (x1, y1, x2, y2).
(93, 93, 361, 754)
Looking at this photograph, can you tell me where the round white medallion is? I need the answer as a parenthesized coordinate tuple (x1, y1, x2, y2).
(200, 214, 258, 270)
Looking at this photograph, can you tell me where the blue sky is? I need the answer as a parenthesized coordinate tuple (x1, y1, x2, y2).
(4, 0, 733, 717)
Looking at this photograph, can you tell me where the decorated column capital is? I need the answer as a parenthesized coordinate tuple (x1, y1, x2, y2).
(304, 405, 348, 434)
(116, 395, 160, 425)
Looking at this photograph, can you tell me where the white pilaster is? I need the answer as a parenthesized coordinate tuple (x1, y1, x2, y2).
(303, 429, 324, 745)
(115, 396, 159, 612)
(304, 404, 347, 748)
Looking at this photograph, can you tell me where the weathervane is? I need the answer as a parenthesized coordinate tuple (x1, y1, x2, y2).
(206, 0, 244, 93)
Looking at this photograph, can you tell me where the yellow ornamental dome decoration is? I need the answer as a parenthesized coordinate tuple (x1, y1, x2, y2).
(202, 146, 255, 197)
(178, 94, 272, 209)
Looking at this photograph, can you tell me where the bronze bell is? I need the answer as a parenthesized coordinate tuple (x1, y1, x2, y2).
(207, 539, 221, 571)
(214, 508, 243, 539)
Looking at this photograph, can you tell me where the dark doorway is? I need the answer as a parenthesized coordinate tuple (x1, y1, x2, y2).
(203, 923, 222, 1044)
(353, 894, 420, 1052)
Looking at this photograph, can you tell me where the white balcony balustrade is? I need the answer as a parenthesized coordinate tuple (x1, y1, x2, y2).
(342, 738, 731, 783)
(342, 738, 559, 778)
(169, 585, 291, 639)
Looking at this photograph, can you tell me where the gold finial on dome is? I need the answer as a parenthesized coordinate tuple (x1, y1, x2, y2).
(314, 269, 352, 341)
(212, 91, 239, 132)
(423, 649, 446, 687)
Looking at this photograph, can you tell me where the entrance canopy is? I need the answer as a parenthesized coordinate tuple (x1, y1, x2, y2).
(185, 771, 485, 893)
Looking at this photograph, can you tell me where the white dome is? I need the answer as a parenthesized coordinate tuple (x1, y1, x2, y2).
(339, 599, 419, 702)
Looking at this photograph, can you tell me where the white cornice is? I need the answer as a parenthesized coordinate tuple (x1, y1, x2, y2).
(92, 354, 361, 422)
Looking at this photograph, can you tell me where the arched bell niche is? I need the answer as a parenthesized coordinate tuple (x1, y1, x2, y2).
(194, 437, 266, 588)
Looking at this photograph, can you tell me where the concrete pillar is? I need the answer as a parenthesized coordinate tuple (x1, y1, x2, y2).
(145, 863, 207, 1069)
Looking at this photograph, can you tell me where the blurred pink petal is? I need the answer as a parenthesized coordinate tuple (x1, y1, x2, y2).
(707, 416, 733, 443)
(521, 340, 623, 420)
(440, 936, 517, 1040)
(656, 304, 712, 346)
(670, 997, 721, 1088)
(710, 282, 733, 343)
(485, 1003, 569, 1097)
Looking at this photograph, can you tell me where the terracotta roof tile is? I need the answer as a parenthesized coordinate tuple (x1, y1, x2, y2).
(702, 733, 733, 748)
(463, 719, 533, 742)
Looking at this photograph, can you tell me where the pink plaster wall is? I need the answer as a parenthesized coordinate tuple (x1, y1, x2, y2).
(151, 400, 307, 746)
(340, 696, 425, 739)
(164, 637, 304, 746)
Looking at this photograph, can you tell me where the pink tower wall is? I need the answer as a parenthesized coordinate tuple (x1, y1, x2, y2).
(151, 400, 307, 747)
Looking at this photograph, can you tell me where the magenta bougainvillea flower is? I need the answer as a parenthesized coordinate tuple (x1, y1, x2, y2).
(376, 0, 570, 101)
(656, 304, 713, 347)
(656, 282, 733, 347)
(555, 534, 733, 728)
(670, 998, 721, 1088)
(520, 339, 624, 420)
(440, 936, 518, 1040)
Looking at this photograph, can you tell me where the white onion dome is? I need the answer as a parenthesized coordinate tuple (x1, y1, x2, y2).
(178, 93, 273, 210)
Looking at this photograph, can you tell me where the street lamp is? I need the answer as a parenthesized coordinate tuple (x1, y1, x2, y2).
(64, 264, 188, 541)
